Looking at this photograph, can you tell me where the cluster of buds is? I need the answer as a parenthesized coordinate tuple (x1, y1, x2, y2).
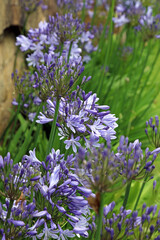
(145, 116, 160, 148)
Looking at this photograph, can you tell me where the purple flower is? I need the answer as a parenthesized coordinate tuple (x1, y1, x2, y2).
(51, 225, 75, 239)
(49, 165, 60, 189)
(135, 6, 160, 40)
(23, 148, 41, 165)
(113, 15, 130, 27)
(115, 136, 158, 181)
(16, 35, 32, 51)
(64, 135, 81, 153)
(75, 141, 120, 193)
(36, 222, 58, 239)
(113, 0, 145, 27)
(102, 202, 160, 239)
(36, 112, 53, 124)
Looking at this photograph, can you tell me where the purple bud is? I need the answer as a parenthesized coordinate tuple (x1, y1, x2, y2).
(153, 180, 157, 190)
(0, 156, 4, 168)
(10, 220, 25, 227)
(132, 211, 138, 218)
(155, 127, 158, 135)
(30, 175, 41, 181)
(77, 186, 92, 195)
(145, 161, 152, 169)
(27, 230, 37, 236)
(109, 218, 113, 226)
(147, 206, 154, 215)
(149, 117, 153, 127)
(155, 116, 159, 126)
(56, 205, 66, 213)
(117, 222, 121, 231)
(32, 210, 47, 217)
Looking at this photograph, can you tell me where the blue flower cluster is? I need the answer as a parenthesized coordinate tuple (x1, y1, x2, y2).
(37, 89, 118, 152)
(16, 13, 96, 66)
(113, 0, 160, 39)
(0, 149, 91, 239)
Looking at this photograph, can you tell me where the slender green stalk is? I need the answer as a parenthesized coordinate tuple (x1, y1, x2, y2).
(31, 123, 42, 149)
(14, 103, 43, 163)
(91, 0, 97, 27)
(123, 181, 132, 209)
(5, 199, 14, 230)
(46, 99, 60, 156)
(9, 94, 21, 142)
(81, 0, 86, 22)
(67, 41, 73, 63)
(137, 42, 160, 101)
(0, 113, 16, 143)
(95, 193, 105, 240)
(134, 175, 148, 211)
(97, 0, 115, 96)
(126, 42, 151, 136)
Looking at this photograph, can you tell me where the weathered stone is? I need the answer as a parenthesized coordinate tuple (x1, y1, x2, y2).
(0, 31, 24, 136)
(0, 0, 57, 36)
(0, 0, 57, 136)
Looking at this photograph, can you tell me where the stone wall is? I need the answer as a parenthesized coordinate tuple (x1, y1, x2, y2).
(0, 0, 56, 136)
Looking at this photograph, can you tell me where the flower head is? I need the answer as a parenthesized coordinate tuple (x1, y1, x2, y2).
(37, 89, 118, 152)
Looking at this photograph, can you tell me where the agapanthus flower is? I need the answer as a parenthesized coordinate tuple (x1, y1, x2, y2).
(74, 139, 120, 194)
(23, 148, 91, 238)
(145, 116, 160, 148)
(113, 14, 130, 28)
(114, 136, 159, 182)
(0, 148, 91, 239)
(57, 0, 94, 14)
(13, 55, 87, 118)
(16, 13, 96, 66)
(20, 0, 47, 13)
(0, 153, 46, 239)
(31, 55, 86, 99)
(0, 152, 39, 201)
(101, 202, 160, 239)
(37, 88, 118, 152)
(113, 0, 145, 27)
(135, 6, 160, 40)
(74, 135, 159, 196)
(12, 70, 42, 120)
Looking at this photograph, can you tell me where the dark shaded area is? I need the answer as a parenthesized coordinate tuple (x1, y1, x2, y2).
(3, 25, 22, 37)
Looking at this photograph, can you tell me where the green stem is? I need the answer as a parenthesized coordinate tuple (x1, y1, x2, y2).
(91, 0, 97, 27)
(81, 0, 86, 22)
(134, 175, 148, 211)
(126, 42, 151, 136)
(14, 103, 43, 163)
(9, 95, 21, 141)
(46, 99, 60, 156)
(95, 193, 105, 240)
(67, 41, 73, 63)
(0, 113, 16, 143)
(97, 0, 115, 96)
(5, 199, 14, 230)
(31, 123, 42, 149)
(123, 181, 132, 209)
